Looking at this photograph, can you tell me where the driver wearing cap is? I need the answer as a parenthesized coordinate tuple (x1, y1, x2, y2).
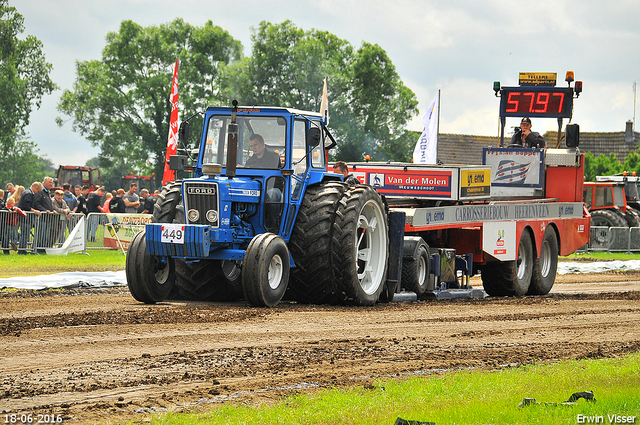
(511, 117, 546, 148)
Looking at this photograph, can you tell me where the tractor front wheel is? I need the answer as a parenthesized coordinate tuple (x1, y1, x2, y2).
(126, 230, 175, 304)
(242, 233, 290, 307)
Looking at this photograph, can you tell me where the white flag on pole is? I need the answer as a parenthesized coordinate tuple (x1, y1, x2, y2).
(413, 91, 439, 164)
(319, 77, 329, 124)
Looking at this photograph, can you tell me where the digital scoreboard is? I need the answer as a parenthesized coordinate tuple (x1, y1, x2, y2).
(499, 86, 574, 119)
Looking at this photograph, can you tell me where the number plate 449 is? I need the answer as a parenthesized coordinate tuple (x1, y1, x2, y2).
(161, 224, 185, 243)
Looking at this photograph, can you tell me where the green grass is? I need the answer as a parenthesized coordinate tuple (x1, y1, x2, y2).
(562, 251, 640, 261)
(0, 249, 125, 278)
(150, 353, 640, 425)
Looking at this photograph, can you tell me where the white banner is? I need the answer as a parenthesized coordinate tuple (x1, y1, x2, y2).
(413, 91, 439, 164)
(45, 216, 86, 255)
(319, 77, 329, 124)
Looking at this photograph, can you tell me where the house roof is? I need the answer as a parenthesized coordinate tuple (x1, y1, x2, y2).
(543, 130, 640, 160)
(436, 134, 500, 165)
(432, 126, 640, 166)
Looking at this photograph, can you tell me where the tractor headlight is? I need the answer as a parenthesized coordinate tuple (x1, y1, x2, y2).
(206, 209, 218, 223)
(187, 209, 199, 222)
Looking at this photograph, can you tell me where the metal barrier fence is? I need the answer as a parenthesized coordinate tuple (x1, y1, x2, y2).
(0, 211, 151, 254)
(587, 226, 640, 252)
(2, 212, 639, 254)
(0, 211, 84, 254)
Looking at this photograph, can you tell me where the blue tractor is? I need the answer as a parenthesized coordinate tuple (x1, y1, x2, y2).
(126, 102, 394, 307)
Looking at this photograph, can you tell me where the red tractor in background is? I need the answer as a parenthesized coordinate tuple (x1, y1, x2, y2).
(121, 174, 156, 193)
(583, 180, 640, 228)
(54, 166, 102, 191)
(595, 172, 640, 212)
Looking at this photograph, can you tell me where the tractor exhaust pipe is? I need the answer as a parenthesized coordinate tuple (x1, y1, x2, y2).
(226, 100, 239, 178)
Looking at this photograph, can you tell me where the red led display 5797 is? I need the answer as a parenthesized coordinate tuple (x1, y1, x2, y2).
(499, 87, 573, 118)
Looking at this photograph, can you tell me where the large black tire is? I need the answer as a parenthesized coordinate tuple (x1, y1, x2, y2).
(333, 185, 389, 306)
(288, 182, 348, 304)
(624, 208, 640, 227)
(529, 226, 558, 295)
(174, 259, 244, 301)
(152, 181, 243, 301)
(150, 181, 184, 300)
(152, 181, 183, 223)
(481, 230, 534, 296)
(402, 242, 430, 296)
(126, 230, 175, 304)
(590, 209, 628, 228)
(242, 233, 290, 307)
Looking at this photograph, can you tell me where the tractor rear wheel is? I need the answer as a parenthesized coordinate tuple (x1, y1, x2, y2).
(590, 209, 628, 228)
(481, 230, 533, 296)
(624, 208, 640, 227)
(332, 185, 389, 306)
(288, 182, 349, 304)
(174, 259, 244, 301)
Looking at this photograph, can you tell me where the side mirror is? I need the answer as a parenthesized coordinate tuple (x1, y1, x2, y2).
(178, 121, 190, 143)
(169, 155, 188, 171)
(307, 126, 321, 148)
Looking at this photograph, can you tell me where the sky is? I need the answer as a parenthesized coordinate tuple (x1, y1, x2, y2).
(13, 0, 640, 167)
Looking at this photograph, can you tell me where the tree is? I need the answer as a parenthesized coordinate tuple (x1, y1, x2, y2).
(0, 0, 57, 175)
(0, 135, 56, 185)
(57, 19, 243, 186)
(222, 21, 418, 162)
(584, 152, 623, 181)
(622, 151, 640, 175)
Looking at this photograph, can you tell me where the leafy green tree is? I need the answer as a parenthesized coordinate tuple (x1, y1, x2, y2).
(584, 152, 623, 181)
(0, 135, 55, 185)
(0, 0, 57, 180)
(622, 151, 640, 176)
(57, 19, 243, 186)
(222, 21, 418, 162)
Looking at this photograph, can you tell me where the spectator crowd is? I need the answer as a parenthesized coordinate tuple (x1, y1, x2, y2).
(1, 179, 161, 255)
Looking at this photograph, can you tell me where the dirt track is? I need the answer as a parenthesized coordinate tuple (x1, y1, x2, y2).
(1, 271, 640, 424)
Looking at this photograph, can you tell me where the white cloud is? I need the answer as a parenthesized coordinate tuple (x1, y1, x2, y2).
(10, 0, 640, 168)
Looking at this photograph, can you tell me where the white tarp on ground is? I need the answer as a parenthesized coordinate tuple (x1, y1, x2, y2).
(1, 261, 640, 291)
(0, 271, 127, 291)
(557, 260, 640, 275)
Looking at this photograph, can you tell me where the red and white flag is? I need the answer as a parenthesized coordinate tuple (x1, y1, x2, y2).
(162, 58, 179, 185)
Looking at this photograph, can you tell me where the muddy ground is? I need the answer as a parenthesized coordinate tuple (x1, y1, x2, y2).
(1, 271, 639, 424)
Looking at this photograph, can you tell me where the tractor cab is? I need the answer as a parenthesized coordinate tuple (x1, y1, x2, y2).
(175, 104, 336, 245)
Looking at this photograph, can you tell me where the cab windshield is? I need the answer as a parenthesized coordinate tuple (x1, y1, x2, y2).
(202, 115, 287, 169)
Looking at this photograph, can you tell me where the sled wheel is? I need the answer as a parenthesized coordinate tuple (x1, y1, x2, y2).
(529, 226, 558, 295)
(402, 242, 430, 295)
(481, 229, 533, 296)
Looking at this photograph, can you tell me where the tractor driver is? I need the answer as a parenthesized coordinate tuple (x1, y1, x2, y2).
(510, 117, 546, 148)
(244, 134, 281, 169)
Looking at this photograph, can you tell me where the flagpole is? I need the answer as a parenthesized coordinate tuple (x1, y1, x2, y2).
(437, 89, 440, 161)
(162, 57, 179, 186)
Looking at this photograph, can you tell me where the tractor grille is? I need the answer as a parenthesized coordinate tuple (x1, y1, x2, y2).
(184, 182, 219, 227)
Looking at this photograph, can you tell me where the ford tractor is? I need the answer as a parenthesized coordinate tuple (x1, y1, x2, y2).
(126, 101, 393, 307)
